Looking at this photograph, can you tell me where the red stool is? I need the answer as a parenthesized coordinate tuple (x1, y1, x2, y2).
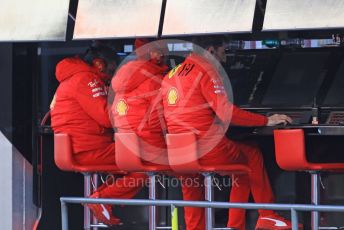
(115, 133, 171, 230)
(166, 133, 250, 230)
(274, 129, 344, 230)
(54, 133, 120, 229)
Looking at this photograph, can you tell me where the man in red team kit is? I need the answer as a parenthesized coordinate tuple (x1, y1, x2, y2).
(111, 39, 205, 230)
(112, 39, 169, 164)
(51, 44, 147, 226)
(162, 37, 302, 230)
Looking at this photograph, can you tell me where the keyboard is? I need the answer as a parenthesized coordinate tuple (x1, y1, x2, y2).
(326, 111, 344, 125)
(266, 111, 312, 125)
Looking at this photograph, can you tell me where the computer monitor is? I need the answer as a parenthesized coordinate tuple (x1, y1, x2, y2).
(229, 51, 279, 106)
(323, 60, 344, 106)
(261, 51, 329, 107)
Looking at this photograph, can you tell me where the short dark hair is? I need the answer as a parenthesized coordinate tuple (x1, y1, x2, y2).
(192, 35, 225, 50)
(81, 43, 118, 66)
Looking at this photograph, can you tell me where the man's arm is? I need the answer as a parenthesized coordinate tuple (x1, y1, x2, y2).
(200, 69, 267, 126)
(200, 70, 292, 126)
(74, 73, 112, 128)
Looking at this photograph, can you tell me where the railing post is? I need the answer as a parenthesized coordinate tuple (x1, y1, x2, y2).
(149, 173, 157, 230)
(203, 173, 214, 230)
(84, 173, 92, 230)
(291, 208, 298, 230)
(61, 200, 69, 230)
(91, 174, 99, 230)
(311, 172, 319, 230)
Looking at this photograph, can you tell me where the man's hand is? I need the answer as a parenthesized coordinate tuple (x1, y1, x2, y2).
(267, 114, 293, 126)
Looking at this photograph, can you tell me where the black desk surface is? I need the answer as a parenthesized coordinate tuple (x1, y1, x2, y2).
(253, 124, 344, 136)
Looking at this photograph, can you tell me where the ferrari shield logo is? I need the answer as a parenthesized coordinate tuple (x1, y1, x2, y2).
(116, 99, 128, 116)
(167, 88, 178, 106)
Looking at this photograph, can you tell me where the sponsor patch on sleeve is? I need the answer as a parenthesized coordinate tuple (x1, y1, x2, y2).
(211, 78, 225, 94)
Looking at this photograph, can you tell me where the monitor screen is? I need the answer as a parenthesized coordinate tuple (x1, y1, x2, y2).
(323, 60, 344, 106)
(261, 51, 329, 107)
(229, 51, 279, 106)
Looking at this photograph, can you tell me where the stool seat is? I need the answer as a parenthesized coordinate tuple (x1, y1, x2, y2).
(166, 132, 250, 175)
(54, 133, 120, 173)
(68, 164, 121, 173)
(301, 163, 344, 171)
(199, 164, 251, 174)
(115, 132, 172, 173)
(274, 129, 344, 172)
(140, 165, 171, 172)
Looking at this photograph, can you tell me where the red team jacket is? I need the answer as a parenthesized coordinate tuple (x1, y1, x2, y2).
(112, 60, 168, 163)
(51, 57, 113, 154)
(162, 53, 268, 156)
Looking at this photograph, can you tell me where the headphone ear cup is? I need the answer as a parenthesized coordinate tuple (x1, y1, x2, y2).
(92, 58, 106, 72)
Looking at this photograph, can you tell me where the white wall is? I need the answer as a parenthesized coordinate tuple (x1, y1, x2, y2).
(0, 132, 37, 229)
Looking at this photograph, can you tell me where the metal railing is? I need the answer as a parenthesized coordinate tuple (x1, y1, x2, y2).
(60, 197, 344, 230)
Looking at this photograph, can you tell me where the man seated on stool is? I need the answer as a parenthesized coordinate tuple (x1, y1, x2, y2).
(111, 38, 206, 230)
(51, 43, 147, 226)
(161, 36, 303, 230)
